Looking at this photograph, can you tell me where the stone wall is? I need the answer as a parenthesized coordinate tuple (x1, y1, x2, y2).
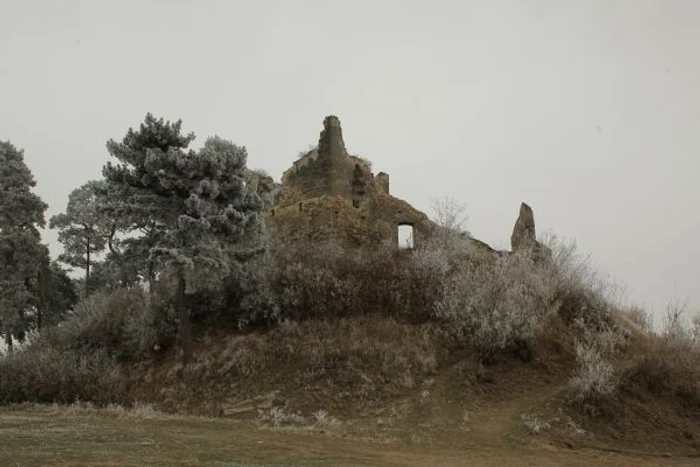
(266, 194, 432, 248)
(375, 172, 390, 195)
(266, 116, 434, 248)
(263, 115, 546, 257)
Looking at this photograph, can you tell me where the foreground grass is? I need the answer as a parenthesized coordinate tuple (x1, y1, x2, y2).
(0, 404, 697, 467)
(0, 405, 318, 467)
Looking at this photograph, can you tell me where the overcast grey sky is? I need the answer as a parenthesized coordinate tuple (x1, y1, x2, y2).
(1, 0, 698, 321)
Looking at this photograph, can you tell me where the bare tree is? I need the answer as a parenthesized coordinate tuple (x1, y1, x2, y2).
(430, 196, 470, 235)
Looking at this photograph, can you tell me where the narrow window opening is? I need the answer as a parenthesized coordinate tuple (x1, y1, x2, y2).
(398, 224, 414, 249)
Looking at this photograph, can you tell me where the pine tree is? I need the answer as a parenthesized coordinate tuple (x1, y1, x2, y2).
(36, 249, 78, 329)
(50, 180, 110, 297)
(103, 113, 195, 291)
(104, 115, 262, 361)
(0, 141, 48, 351)
(94, 180, 163, 290)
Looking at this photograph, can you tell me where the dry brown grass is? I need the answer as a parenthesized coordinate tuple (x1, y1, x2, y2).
(129, 317, 445, 415)
(622, 333, 700, 409)
(2, 404, 698, 467)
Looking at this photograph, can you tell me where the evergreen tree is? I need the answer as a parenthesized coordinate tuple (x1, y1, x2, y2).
(36, 251, 78, 329)
(94, 180, 163, 290)
(0, 141, 48, 351)
(103, 113, 195, 291)
(50, 180, 110, 297)
(104, 115, 262, 361)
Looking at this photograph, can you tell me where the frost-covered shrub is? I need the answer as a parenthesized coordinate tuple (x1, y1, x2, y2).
(410, 244, 452, 279)
(312, 409, 341, 431)
(623, 305, 654, 333)
(540, 233, 616, 329)
(521, 412, 551, 434)
(433, 250, 558, 360)
(661, 302, 700, 348)
(569, 342, 616, 402)
(568, 321, 625, 403)
(259, 406, 306, 428)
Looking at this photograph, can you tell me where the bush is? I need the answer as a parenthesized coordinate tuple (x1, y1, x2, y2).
(624, 305, 654, 333)
(0, 343, 125, 405)
(56, 287, 176, 360)
(433, 248, 558, 361)
(540, 233, 616, 329)
(568, 320, 625, 403)
(6, 219, 659, 408)
(227, 239, 445, 327)
(624, 304, 700, 407)
(226, 230, 619, 367)
(0, 285, 177, 405)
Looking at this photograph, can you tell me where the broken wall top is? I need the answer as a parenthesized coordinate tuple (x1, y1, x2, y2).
(265, 115, 547, 256)
(277, 116, 384, 209)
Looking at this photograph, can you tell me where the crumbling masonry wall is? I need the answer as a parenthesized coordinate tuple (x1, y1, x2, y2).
(266, 116, 434, 248)
(261, 115, 545, 255)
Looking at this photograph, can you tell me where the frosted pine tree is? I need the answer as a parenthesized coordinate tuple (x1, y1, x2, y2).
(104, 115, 262, 361)
(103, 114, 195, 290)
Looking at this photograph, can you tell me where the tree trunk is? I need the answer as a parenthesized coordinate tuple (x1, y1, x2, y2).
(37, 265, 48, 331)
(6, 331, 13, 354)
(108, 223, 127, 287)
(147, 260, 155, 295)
(85, 238, 91, 298)
(146, 224, 157, 294)
(176, 273, 191, 364)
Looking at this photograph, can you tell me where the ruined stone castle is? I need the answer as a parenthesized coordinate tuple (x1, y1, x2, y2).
(260, 115, 542, 253)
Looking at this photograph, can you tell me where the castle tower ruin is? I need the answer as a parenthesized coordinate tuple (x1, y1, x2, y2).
(266, 115, 433, 247)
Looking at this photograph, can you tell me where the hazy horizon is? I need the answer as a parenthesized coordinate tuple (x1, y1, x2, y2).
(2, 0, 698, 324)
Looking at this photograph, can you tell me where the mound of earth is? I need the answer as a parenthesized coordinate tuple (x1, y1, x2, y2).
(122, 316, 700, 457)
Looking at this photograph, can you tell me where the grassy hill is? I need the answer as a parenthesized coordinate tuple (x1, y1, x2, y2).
(1, 234, 699, 461)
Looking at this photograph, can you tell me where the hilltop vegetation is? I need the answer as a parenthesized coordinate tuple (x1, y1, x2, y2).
(1, 114, 699, 456)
